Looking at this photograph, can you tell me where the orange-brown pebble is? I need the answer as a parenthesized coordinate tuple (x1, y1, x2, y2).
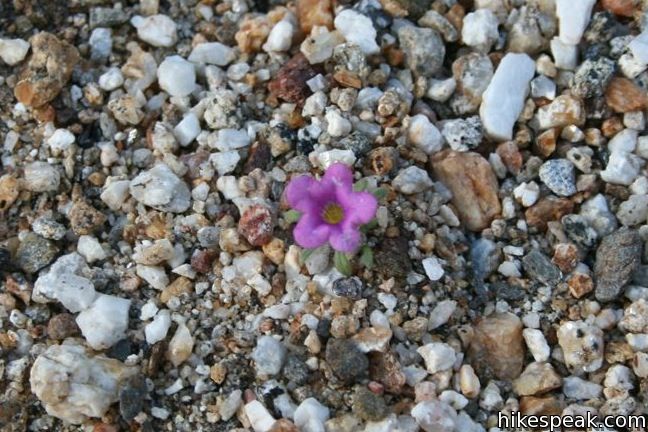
(496, 141, 523, 175)
(567, 272, 593, 299)
(534, 128, 557, 158)
(296, 0, 333, 34)
(552, 243, 579, 273)
(601, 0, 637, 17)
(605, 77, 648, 113)
(525, 197, 574, 231)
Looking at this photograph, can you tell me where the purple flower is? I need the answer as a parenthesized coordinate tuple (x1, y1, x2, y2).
(285, 163, 378, 253)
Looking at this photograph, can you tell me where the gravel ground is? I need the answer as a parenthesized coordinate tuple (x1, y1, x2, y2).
(2, 0, 648, 431)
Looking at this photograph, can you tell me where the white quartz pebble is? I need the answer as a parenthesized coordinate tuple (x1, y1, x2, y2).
(131, 14, 177, 47)
(76, 294, 131, 350)
(422, 257, 444, 281)
(98, 67, 124, 91)
(145, 309, 172, 344)
(417, 342, 456, 373)
(174, 113, 201, 147)
(461, 9, 499, 53)
(244, 401, 276, 432)
(263, 18, 295, 53)
(101, 180, 130, 211)
(523, 328, 550, 362)
(480, 53, 535, 141)
(556, 0, 596, 45)
(0, 38, 30, 65)
(551, 37, 578, 70)
(157, 55, 196, 97)
(77, 235, 106, 263)
(408, 114, 443, 154)
(294, 398, 330, 432)
(188, 42, 235, 66)
(47, 129, 75, 153)
(334, 9, 380, 55)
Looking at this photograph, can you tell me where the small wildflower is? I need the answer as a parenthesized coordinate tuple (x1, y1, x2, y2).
(285, 163, 378, 253)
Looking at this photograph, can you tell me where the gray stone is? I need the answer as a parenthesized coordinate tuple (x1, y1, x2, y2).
(352, 387, 387, 422)
(595, 228, 642, 302)
(251, 336, 286, 376)
(326, 338, 368, 384)
(336, 131, 372, 157)
(332, 277, 364, 300)
(398, 26, 445, 77)
(522, 250, 561, 286)
(15, 233, 59, 274)
(570, 58, 616, 99)
(562, 214, 598, 249)
(441, 116, 483, 152)
(539, 159, 576, 197)
(418, 10, 458, 42)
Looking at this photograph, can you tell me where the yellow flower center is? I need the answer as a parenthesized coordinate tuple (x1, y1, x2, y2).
(322, 203, 344, 225)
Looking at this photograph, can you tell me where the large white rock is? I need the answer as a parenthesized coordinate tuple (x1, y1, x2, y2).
(0, 38, 29, 65)
(556, 0, 596, 45)
(334, 9, 380, 55)
(408, 114, 443, 154)
(129, 164, 191, 213)
(131, 14, 177, 47)
(76, 294, 131, 350)
(157, 55, 196, 97)
(30, 343, 137, 424)
(479, 53, 535, 141)
(188, 42, 235, 66)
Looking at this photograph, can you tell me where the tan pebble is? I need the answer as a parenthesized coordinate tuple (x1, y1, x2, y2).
(430, 150, 501, 232)
(459, 364, 481, 398)
(210, 362, 227, 384)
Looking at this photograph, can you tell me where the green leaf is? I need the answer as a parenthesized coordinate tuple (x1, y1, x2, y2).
(301, 248, 314, 263)
(353, 179, 369, 192)
(372, 188, 388, 199)
(284, 209, 301, 223)
(334, 251, 353, 276)
(360, 218, 378, 233)
(359, 246, 374, 269)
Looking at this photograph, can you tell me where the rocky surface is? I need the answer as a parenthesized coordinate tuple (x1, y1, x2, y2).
(1, 0, 648, 431)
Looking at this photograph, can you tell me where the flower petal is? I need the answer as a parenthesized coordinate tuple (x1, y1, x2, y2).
(285, 175, 317, 212)
(336, 190, 378, 226)
(293, 213, 330, 249)
(329, 225, 361, 253)
(322, 163, 353, 190)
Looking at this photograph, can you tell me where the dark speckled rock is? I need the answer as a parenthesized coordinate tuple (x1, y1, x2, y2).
(595, 228, 642, 302)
